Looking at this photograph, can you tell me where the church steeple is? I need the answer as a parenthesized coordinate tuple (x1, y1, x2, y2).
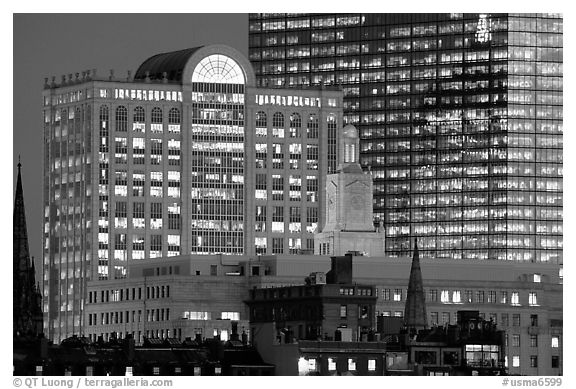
(14, 159, 30, 290)
(13, 160, 43, 337)
(404, 239, 427, 331)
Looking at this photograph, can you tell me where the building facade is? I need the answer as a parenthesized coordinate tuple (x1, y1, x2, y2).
(42, 44, 343, 342)
(84, 252, 561, 375)
(248, 13, 563, 261)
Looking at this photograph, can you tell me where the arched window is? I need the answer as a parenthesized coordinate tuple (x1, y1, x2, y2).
(272, 112, 284, 128)
(307, 114, 318, 139)
(116, 106, 127, 132)
(168, 108, 181, 124)
(289, 113, 301, 138)
(133, 107, 145, 123)
(327, 113, 337, 126)
(191, 54, 245, 84)
(151, 107, 163, 124)
(255, 111, 267, 127)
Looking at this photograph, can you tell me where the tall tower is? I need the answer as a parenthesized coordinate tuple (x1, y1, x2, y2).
(13, 161, 43, 337)
(404, 239, 427, 331)
(315, 124, 385, 256)
(249, 13, 563, 263)
(42, 44, 343, 342)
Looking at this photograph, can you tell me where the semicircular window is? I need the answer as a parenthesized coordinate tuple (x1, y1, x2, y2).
(191, 54, 245, 85)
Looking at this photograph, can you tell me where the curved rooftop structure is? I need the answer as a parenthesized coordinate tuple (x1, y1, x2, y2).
(134, 47, 203, 82)
(342, 124, 359, 139)
(133, 45, 255, 86)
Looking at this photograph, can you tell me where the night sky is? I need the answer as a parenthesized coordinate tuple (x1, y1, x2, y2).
(13, 13, 248, 266)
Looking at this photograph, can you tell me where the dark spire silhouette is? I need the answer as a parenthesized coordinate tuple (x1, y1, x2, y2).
(13, 161, 43, 337)
(404, 239, 427, 331)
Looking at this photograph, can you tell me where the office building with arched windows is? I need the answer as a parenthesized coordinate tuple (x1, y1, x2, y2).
(42, 44, 343, 342)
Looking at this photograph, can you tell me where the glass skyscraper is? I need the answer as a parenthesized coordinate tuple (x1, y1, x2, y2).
(248, 13, 563, 262)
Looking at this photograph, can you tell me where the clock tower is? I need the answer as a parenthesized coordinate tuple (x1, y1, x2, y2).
(315, 125, 385, 256)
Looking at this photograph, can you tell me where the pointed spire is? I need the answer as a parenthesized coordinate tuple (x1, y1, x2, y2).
(14, 160, 43, 337)
(404, 239, 427, 331)
(14, 160, 30, 276)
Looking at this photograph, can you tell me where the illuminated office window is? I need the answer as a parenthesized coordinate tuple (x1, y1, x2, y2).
(133, 107, 145, 132)
(289, 112, 302, 137)
(511, 292, 520, 306)
(167, 108, 181, 135)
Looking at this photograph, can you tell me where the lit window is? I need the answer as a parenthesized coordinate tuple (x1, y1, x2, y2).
(308, 358, 316, 371)
(220, 330, 229, 341)
(512, 356, 520, 367)
(221, 312, 240, 320)
(340, 305, 347, 318)
(328, 358, 336, 371)
(453, 291, 461, 303)
(529, 292, 538, 306)
(393, 289, 402, 301)
(348, 358, 356, 371)
(187, 311, 211, 320)
(533, 274, 541, 283)
(368, 359, 376, 371)
(441, 290, 450, 303)
(511, 292, 520, 306)
(551, 336, 559, 348)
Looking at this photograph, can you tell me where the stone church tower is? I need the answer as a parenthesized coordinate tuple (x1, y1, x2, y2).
(314, 125, 385, 256)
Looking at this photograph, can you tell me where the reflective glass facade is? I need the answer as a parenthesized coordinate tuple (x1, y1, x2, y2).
(249, 13, 563, 262)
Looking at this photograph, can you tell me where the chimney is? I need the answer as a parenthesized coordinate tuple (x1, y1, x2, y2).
(125, 334, 135, 361)
(40, 336, 49, 359)
(230, 321, 239, 341)
(326, 254, 353, 284)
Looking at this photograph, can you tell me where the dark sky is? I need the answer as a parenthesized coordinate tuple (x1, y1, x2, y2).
(13, 13, 248, 265)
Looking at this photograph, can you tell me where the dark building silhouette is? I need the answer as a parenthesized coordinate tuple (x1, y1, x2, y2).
(13, 161, 43, 337)
(14, 332, 274, 376)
